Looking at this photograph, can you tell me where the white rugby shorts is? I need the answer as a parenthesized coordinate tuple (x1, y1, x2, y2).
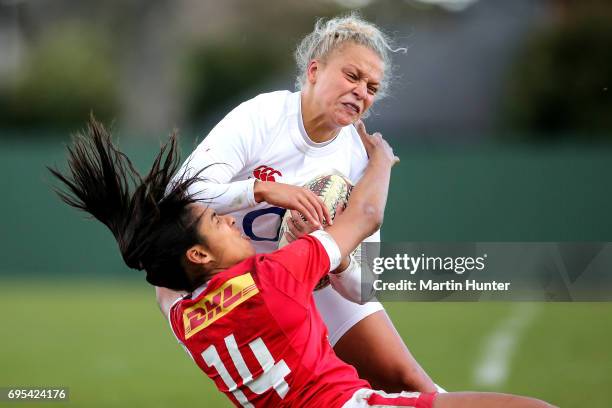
(313, 284, 384, 346)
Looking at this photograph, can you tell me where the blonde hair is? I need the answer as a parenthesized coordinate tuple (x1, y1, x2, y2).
(294, 12, 405, 98)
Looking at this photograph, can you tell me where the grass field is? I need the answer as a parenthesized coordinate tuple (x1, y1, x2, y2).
(1, 279, 610, 407)
(2, 131, 612, 407)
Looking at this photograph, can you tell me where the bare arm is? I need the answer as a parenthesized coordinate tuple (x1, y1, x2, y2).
(325, 121, 398, 259)
(284, 206, 380, 304)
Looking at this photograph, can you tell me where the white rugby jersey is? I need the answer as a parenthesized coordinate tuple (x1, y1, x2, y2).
(181, 90, 378, 254)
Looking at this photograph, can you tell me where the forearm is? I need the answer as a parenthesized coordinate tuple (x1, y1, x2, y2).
(327, 159, 392, 258)
(347, 157, 392, 228)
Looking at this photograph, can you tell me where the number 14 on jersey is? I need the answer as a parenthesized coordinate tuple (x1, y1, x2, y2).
(202, 334, 291, 407)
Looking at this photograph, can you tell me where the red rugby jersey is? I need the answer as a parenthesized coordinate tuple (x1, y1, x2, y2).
(169, 235, 370, 407)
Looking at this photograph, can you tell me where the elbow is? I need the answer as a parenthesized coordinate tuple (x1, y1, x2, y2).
(362, 203, 384, 235)
(372, 215, 384, 234)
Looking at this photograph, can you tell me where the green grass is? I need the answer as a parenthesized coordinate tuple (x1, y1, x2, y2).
(385, 302, 612, 407)
(1, 280, 610, 407)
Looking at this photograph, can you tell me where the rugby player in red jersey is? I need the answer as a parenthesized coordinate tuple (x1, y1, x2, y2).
(50, 118, 553, 408)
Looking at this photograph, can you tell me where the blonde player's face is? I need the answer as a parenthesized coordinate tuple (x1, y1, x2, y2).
(191, 204, 255, 269)
(311, 43, 384, 127)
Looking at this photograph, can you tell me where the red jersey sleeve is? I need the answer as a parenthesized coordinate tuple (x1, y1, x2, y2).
(258, 234, 331, 303)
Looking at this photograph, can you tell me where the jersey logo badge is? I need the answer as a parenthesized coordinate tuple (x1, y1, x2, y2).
(253, 165, 282, 182)
(183, 273, 259, 339)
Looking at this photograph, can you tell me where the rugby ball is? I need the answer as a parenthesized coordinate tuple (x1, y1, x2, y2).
(277, 172, 353, 290)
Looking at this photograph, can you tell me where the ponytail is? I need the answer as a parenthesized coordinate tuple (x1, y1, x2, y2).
(49, 117, 205, 291)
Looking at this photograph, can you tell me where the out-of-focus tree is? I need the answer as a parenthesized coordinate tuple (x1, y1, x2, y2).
(505, 0, 612, 138)
(180, 0, 344, 122)
(0, 24, 119, 131)
(182, 43, 286, 121)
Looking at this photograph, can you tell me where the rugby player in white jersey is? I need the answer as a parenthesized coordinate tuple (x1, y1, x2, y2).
(157, 13, 437, 393)
(51, 118, 553, 408)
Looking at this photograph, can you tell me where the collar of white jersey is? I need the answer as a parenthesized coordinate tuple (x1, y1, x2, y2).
(289, 91, 348, 157)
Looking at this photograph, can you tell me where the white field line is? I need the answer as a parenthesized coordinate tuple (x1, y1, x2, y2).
(473, 303, 540, 388)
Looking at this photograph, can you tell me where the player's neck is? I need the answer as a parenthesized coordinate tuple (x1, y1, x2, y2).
(301, 92, 341, 144)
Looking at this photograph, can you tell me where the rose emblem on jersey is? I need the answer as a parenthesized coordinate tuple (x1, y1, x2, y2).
(253, 165, 282, 182)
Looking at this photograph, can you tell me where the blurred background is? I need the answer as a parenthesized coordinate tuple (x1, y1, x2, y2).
(1, 0, 611, 407)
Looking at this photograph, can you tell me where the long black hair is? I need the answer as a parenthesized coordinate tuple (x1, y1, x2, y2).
(49, 117, 206, 291)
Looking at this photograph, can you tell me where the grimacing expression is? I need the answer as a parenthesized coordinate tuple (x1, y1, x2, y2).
(310, 42, 384, 127)
(190, 204, 255, 269)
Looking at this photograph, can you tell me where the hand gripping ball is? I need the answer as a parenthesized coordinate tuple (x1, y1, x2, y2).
(277, 172, 354, 290)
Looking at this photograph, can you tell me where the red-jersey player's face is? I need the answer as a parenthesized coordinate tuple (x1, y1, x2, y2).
(311, 43, 383, 127)
(192, 204, 255, 269)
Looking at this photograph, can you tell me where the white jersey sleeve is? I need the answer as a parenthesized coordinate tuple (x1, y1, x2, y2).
(309, 229, 379, 305)
(329, 229, 379, 304)
(178, 101, 259, 214)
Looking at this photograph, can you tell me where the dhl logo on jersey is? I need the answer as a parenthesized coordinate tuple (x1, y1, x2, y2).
(183, 273, 259, 339)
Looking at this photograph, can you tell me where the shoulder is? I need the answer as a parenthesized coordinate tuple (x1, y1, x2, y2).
(340, 124, 369, 181)
(262, 234, 320, 261)
(201, 90, 294, 149)
(344, 124, 368, 158)
(259, 235, 328, 275)
(250, 90, 295, 107)
(230, 90, 295, 120)
(220, 90, 296, 140)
